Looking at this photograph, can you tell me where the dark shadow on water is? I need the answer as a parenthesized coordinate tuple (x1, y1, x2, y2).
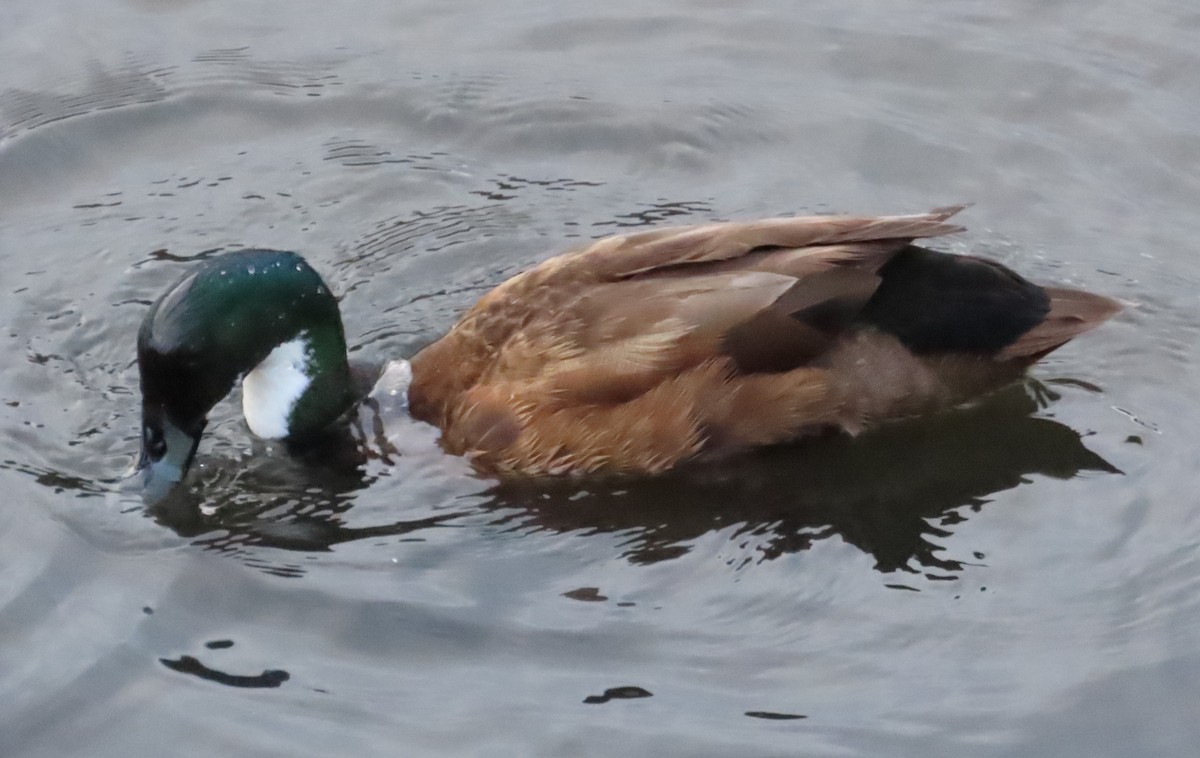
(149, 484, 459, 558)
(28, 382, 1116, 579)
(482, 384, 1119, 575)
(159, 654, 290, 689)
(144, 432, 474, 574)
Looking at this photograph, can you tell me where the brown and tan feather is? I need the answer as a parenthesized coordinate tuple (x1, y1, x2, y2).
(406, 205, 1068, 475)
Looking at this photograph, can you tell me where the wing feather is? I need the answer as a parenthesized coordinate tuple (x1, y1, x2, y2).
(569, 206, 966, 278)
(409, 207, 968, 434)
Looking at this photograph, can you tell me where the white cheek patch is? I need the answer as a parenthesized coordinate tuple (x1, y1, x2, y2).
(241, 336, 312, 439)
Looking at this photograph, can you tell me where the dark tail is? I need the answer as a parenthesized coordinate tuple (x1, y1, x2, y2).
(998, 287, 1123, 361)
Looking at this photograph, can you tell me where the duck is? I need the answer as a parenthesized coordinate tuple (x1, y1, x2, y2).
(135, 205, 1121, 500)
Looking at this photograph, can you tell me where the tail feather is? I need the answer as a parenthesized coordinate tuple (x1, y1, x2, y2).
(999, 286, 1122, 361)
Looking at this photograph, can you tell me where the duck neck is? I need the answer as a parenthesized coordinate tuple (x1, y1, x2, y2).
(343, 359, 423, 459)
(241, 323, 355, 440)
(368, 359, 413, 414)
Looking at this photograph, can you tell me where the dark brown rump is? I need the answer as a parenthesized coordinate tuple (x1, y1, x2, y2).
(860, 245, 1052, 355)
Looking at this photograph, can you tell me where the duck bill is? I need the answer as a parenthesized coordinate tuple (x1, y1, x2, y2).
(138, 409, 204, 505)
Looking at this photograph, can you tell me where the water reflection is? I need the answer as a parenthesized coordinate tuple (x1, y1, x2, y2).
(145, 430, 476, 574)
(159, 654, 290, 689)
(141, 382, 1115, 580)
(485, 383, 1118, 575)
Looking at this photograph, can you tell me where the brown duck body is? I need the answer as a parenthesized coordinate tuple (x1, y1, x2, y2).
(405, 207, 1119, 475)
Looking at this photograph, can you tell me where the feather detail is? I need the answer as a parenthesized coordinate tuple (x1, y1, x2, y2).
(405, 205, 1119, 476)
(997, 287, 1123, 360)
(570, 207, 967, 278)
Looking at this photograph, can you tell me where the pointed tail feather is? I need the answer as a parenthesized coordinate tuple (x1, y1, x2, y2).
(999, 286, 1123, 361)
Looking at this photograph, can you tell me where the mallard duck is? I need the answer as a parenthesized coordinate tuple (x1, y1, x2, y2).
(135, 206, 1120, 499)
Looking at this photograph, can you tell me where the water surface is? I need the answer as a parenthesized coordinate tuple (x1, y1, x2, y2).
(2, 1, 1198, 755)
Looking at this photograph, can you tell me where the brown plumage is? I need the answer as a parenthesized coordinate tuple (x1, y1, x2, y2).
(405, 206, 1120, 475)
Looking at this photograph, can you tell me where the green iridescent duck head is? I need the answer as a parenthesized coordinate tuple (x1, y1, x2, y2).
(136, 250, 355, 501)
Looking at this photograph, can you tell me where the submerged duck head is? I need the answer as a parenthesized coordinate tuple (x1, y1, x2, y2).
(136, 250, 355, 500)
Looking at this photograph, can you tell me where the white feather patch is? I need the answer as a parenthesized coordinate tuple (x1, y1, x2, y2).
(370, 359, 413, 415)
(242, 336, 312, 439)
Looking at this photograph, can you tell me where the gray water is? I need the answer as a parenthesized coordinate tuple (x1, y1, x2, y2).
(2, 1, 1198, 755)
